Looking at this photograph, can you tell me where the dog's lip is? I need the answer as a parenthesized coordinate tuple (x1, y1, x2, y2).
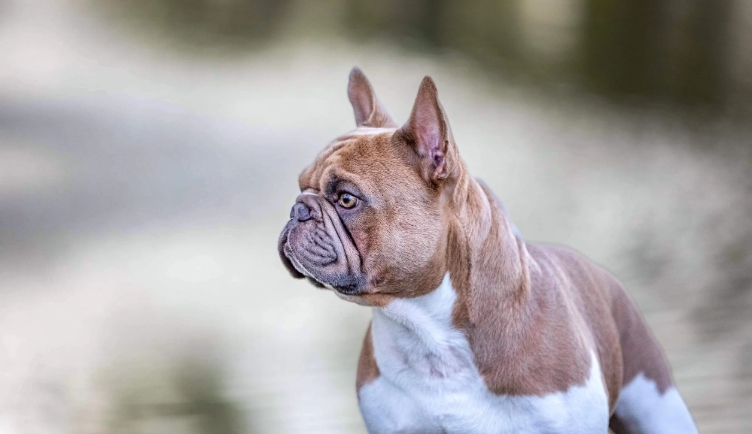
(283, 241, 314, 279)
(282, 237, 337, 289)
(333, 284, 361, 295)
(285, 244, 363, 295)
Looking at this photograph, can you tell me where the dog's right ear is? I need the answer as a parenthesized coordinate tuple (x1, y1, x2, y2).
(347, 67, 396, 128)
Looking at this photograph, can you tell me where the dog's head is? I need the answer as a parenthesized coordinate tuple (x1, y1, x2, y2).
(278, 68, 466, 305)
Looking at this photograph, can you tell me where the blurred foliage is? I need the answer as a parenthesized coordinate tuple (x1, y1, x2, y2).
(96, 0, 750, 113)
(97, 0, 286, 46)
(101, 348, 248, 434)
(342, 0, 740, 108)
(578, 0, 733, 105)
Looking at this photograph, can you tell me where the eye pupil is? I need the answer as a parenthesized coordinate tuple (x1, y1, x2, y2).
(339, 193, 357, 209)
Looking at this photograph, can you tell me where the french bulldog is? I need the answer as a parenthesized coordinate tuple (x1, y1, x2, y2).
(278, 68, 698, 434)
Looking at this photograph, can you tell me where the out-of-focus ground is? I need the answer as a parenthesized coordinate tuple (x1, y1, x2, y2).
(0, 0, 751, 433)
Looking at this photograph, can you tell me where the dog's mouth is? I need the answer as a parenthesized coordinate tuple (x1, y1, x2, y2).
(278, 223, 365, 295)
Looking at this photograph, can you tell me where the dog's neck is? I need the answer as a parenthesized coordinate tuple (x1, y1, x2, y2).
(444, 173, 532, 328)
(373, 171, 532, 332)
(370, 175, 532, 371)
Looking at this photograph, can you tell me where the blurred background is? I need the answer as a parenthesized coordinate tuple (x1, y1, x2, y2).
(0, 0, 750, 432)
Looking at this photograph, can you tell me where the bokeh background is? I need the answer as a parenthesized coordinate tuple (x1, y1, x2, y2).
(1, 0, 751, 433)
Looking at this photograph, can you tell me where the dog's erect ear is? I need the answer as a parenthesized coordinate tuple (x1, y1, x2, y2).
(399, 76, 458, 183)
(347, 67, 397, 128)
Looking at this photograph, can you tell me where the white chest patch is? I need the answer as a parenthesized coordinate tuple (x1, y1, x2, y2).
(358, 273, 610, 434)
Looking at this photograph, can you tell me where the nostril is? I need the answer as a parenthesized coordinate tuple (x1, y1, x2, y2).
(291, 202, 312, 222)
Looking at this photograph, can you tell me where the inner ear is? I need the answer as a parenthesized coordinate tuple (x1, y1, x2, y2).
(347, 67, 396, 128)
(400, 76, 453, 181)
(412, 95, 444, 165)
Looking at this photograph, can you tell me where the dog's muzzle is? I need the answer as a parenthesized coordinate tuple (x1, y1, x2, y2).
(278, 194, 365, 295)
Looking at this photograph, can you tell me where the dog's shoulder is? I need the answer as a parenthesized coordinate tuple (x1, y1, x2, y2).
(525, 242, 625, 410)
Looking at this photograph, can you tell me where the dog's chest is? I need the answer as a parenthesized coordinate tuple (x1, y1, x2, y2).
(357, 274, 609, 434)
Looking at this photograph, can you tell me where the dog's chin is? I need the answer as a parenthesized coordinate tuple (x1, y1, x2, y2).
(333, 290, 374, 306)
(308, 273, 364, 296)
(305, 273, 363, 297)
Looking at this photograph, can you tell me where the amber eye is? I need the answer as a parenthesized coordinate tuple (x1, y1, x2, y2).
(338, 193, 358, 209)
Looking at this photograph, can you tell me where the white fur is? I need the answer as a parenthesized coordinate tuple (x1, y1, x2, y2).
(358, 273, 610, 434)
(347, 127, 396, 136)
(613, 373, 698, 434)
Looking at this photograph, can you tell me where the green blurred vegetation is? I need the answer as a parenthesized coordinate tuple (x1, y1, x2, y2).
(95, 0, 750, 115)
(97, 0, 286, 45)
(100, 346, 248, 434)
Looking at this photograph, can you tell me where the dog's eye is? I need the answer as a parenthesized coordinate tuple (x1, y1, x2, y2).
(338, 193, 358, 209)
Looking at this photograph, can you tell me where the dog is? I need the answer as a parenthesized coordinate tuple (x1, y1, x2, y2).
(278, 68, 698, 434)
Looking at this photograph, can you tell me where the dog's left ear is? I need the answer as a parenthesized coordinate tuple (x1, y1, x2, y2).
(347, 67, 397, 128)
(399, 76, 459, 183)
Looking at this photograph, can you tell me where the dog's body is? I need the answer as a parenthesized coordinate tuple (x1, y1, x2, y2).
(278, 69, 698, 433)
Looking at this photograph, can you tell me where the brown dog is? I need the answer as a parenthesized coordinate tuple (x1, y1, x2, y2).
(278, 68, 698, 434)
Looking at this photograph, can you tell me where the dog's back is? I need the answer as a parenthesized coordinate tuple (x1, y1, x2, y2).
(536, 245, 698, 434)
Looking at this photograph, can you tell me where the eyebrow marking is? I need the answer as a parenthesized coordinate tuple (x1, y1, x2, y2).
(325, 174, 340, 196)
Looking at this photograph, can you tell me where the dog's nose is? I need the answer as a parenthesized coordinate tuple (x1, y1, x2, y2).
(291, 202, 312, 222)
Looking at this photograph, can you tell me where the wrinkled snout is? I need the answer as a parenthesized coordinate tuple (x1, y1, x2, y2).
(277, 193, 365, 294)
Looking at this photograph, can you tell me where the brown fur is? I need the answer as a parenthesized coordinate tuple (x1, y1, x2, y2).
(356, 322, 380, 390)
(610, 283, 674, 393)
(279, 69, 677, 420)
